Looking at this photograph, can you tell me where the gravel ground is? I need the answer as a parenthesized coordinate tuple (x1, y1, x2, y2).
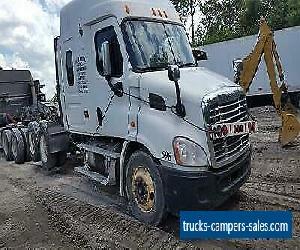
(0, 107, 299, 248)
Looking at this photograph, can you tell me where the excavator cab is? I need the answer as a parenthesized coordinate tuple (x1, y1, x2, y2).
(235, 18, 300, 146)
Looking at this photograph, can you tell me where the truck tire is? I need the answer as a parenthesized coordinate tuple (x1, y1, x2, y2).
(28, 130, 40, 162)
(0, 128, 4, 149)
(39, 134, 57, 171)
(2, 130, 14, 161)
(57, 151, 67, 167)
(125, 151, 165, 226)
(11, 129, 25, 164)
(20, 128, 31, 162)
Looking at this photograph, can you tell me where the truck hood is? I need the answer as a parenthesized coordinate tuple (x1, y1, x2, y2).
(136, 66, 243, 149)
(138, 66, 243, 128)
(139, 66, 241, 104)
(178, 67, 239, 100)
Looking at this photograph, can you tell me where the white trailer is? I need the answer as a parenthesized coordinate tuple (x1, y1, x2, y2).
(1, 0, 255, 225)
(201, 26, 300, 107)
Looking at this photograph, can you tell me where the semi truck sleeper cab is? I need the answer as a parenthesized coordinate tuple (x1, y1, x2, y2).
(1, 0, 254, 225)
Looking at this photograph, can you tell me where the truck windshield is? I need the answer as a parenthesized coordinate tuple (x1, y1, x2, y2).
(122, 20, 195, 72)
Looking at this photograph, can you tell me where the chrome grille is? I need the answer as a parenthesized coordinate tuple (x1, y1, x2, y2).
(208, 96, 248, 125)
(203, 90, 250, 168)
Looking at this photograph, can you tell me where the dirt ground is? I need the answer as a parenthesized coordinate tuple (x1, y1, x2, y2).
(0, 107, 299, 249)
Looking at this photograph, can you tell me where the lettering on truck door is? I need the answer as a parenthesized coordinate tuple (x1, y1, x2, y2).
(60, 38, 86, 131)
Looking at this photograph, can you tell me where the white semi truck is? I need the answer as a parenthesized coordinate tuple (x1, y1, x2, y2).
(1, 0, 255, 225)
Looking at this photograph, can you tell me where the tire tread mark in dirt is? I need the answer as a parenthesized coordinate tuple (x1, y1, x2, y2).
(244, 180, 300, 200)
(241, 187, 300, 211)
(6, 177, 196, 249)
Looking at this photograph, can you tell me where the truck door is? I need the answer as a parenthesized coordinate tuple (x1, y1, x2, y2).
(87, 17, 129, 138)
(59, 38, 86, 131)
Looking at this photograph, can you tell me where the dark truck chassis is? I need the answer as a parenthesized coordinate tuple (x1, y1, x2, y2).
(0, 67, 68, 167)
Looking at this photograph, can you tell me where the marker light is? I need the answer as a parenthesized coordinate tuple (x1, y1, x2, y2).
(163, 10, 168, 18)
(152, 8, 157, 16)
(125, 5, 130, 14)
(157, 9, 163, 17)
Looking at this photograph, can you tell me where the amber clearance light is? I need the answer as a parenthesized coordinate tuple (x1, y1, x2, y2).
(151, 8, 157, 16)
(151, 8, 168, 18)
(125, 5, 130, 14)
(163, 10, 168, 18)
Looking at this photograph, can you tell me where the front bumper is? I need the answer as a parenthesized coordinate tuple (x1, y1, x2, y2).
(158, 150, 251, 214)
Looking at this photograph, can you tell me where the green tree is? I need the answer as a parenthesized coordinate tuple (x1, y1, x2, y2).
(238, 0, 263, 36)
(171, 0, 190, 18)
(172, 0, 300, 45)
(171, 0, 198, 45)
(263, 0, 289, 30)
(197, 0, 243, 45)
(287, 0, 300, 26)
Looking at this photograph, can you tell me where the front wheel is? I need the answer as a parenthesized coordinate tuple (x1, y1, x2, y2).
(125, 151, 165, 226)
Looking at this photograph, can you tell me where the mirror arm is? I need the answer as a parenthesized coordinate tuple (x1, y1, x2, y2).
(105, 75, 114, 90)
(174, 80, 186, 118)
(106, 76, 123, 97)
(168, 65, 186, 118)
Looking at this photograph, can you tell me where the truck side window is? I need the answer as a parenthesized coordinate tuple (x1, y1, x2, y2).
(95, 26, 123, 77)
(66, 50, 74, 86)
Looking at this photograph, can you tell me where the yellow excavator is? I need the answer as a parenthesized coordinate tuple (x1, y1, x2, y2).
(234, 17, 300, 146)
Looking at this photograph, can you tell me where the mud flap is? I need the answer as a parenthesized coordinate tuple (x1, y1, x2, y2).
(40, 121, 69, 154)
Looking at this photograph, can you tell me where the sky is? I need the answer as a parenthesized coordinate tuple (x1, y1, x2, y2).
(0, 0, 196, 99)
(0, 0, 71, 98)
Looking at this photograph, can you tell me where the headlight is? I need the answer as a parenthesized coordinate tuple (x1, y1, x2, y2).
(173, 137, 209, 167)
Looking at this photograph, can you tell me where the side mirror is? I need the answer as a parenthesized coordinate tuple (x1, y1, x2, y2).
(192, 49, 208, 61)
(168, 65, 180, 82)
(233, 58, 243, 84)
(101, 41, 112, 77)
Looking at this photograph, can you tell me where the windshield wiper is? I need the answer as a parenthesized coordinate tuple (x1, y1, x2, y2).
(178, 62, 196, 68)
(135, 65, 168, 73)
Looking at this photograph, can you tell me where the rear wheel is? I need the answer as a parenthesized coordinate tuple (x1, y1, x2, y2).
(0, 128, 4, 149)
(40, 134, 57, 171)
(28, 131, 40, 162)
(20, 128, 31, 162)
(57, 151, 67, 167)
(126, 151, 165, 226)
(11, 129, 25, 164)
(2, 130, 14, 161)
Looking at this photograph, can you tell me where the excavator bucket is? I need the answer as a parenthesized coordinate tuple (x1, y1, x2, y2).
(279, 111, 300, 146)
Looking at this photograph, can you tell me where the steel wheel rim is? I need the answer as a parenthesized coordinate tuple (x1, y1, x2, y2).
(132, 167, 155, 213)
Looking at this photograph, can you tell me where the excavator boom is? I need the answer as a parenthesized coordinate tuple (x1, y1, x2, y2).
(236, 18, 300, 146)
